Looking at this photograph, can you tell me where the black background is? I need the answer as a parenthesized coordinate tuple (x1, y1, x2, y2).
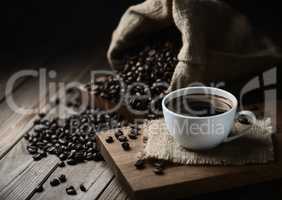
(0, 0, 281, 90)
(1, 0, 281, 63)
(0, 1, 142, 64)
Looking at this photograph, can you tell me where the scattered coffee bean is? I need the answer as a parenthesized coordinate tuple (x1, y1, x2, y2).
(134, 159, 145, 169)
(34, 185, 44, 193)
(80, 184, 87, 192)
(130, 128, 139, 136)
(153, 160, 165, 169)
(114, 130, 123, 139)
(58, 161, 65, 168)
(54, 98, 60, 105)
(128, 133, 137, 140)
(118, 135, 127, 142)
(58, 174, 67, 183)
(33, 119, 41, 125)
(66, 186, 77, 195)
(66, 101, 73, 107)
(105, 136, 114, 143)
(93, 152, 104, 161)
(153, 167, 164, 175)
(38, 113, 46, 118)
(50, 178, 60, 186)
(121, 142, 130, 151)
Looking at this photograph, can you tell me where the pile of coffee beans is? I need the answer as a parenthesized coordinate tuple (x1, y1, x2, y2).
(24, 107, 121, 165)
(91, 41, 178, 118)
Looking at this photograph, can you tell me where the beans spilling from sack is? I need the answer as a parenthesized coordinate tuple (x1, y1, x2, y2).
(88, 41, 178, 118)
(25, 40, 179, 194)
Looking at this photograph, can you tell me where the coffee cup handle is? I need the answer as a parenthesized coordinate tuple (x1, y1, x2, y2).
(223, 110, 256, 143)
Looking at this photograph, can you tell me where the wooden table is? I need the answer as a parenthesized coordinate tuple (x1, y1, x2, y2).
(0, 46, 282, 200)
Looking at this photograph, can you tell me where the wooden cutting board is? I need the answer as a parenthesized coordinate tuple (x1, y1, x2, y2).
(97, 101, 282, 200)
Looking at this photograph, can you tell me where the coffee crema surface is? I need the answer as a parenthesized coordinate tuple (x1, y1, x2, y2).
(165, 94, 233, 117)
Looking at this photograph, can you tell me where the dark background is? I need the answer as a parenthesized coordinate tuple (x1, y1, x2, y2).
(1, 0, 281, 64)
(0, 1, 142, 65)
(0, 0, 281, 90)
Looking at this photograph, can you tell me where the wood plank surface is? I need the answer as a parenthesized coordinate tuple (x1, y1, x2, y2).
(0, 107, 59, 192)
(97, 177, 128, 200)
(97, 101, 282, 200)
(30, 161, 113, 200)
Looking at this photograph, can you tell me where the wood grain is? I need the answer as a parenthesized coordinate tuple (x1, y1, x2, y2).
(0, 106, 59, 190)
(30, 161, 112, 200)
(97, 177, 128, 200)
(97, 101, 282, 200)
(0, 139, 59, 200)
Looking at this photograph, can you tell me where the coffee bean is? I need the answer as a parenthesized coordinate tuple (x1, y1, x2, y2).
(40, 151, 47, 158)
(68, 150, 76, 159)
(50, 178, 60, 186)
(153, 167, 164, 175)
(118, 135, 127, 142)
(153, 160, 165, 169)
(93, 152, 104, 161)
(58, 161, 65, 168)
(114, 130, 123, 139)
(148, 49, 156, 56)
(47, 146, 56, 154)
(33, 119, 41, 125)
(85, 152, 94, 160)
(58, 174, 67, 183)
(34, 185, 44, 193)
(66, 186, 77, 195)
(27, 146, 38, 154)
(32, 154, 42, 161)
(80, 184, 87, 192)
(38, 113, 46, 118)
(54, 98, 60, 105)
(128, 133, 137, 140)
(105, 136, 114, 143)
(66, 101, 73, 107)
(134, 159, 145, 169)
(121, 142, 130, 151)
(66, 159, 77, 165)
(130, 127, 140, 134)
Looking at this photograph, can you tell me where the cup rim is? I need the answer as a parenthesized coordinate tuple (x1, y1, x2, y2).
(162, 86, 238, 119)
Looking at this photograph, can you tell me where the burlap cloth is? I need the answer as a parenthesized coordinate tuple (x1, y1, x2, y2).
(139, 118, 274, 165)
(108, 0, 282, 90)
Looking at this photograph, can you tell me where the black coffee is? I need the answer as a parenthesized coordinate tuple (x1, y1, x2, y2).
(166, 94, 232, 117)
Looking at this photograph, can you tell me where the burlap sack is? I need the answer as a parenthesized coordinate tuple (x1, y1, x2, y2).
(141, 118, 274, 165)
(107, 0, 282, 90)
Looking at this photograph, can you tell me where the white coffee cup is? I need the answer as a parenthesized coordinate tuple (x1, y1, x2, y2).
(162, 86, 256, 150)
